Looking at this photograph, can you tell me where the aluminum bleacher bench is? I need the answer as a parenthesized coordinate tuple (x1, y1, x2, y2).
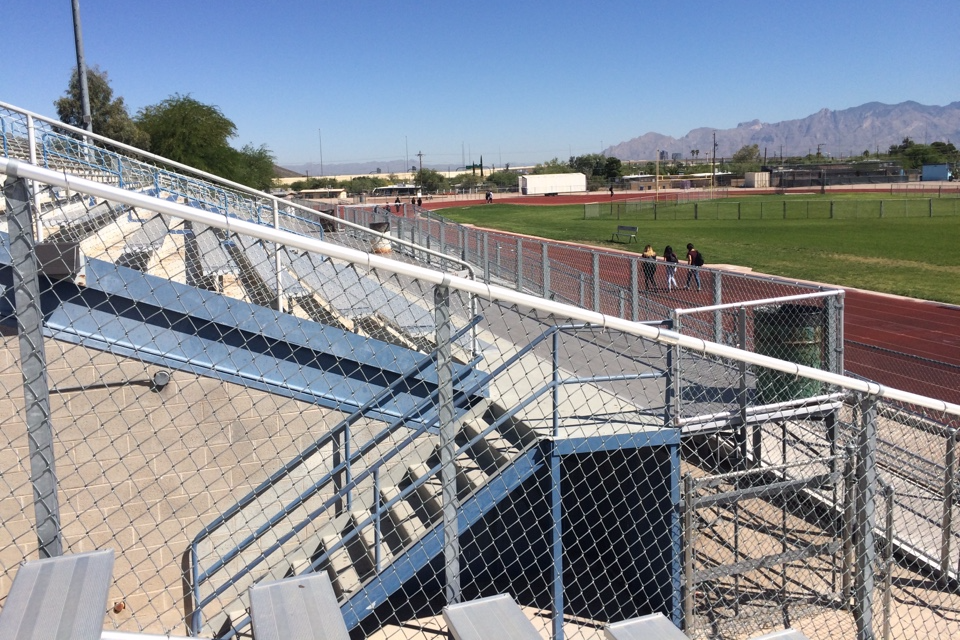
(749, 630, 811, 640)
(611, 225, 638, 243)
(0, 549, 114, 640)
(604, 612, 686, 640)
(442, 594, 541, 640)
(248, 571, 349, 640)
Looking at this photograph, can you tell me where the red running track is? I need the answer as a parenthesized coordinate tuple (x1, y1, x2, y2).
(427, 197, 960, 406)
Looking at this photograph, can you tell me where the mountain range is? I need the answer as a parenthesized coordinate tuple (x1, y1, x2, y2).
(605, 101, 960, 162)
(279, 101, 960, 176)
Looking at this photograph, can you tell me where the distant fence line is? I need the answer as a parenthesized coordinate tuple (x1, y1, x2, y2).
(584, 197, 960, 221)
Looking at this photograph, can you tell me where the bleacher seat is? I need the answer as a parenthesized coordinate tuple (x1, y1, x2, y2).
(749, 630, 811, 640)
(604, 612, 686, 640)
(248, 571, 349, 640)
(442, 594, 541, 640)
(0, 549, 114, 640)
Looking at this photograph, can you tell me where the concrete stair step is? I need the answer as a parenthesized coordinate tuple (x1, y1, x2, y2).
(206, 606, 253, 640)
(460, 418, 517, 474)
(350, 510, 391, 576)
(318, 535, 362, 597)
(455, 453, 486, 497)
(406, 463, 443, 524)
(486, 403, 538, 449)
(379, 486, 427, 551)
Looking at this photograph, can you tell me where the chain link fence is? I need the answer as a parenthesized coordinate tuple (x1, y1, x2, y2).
(2, 101, 960, 639)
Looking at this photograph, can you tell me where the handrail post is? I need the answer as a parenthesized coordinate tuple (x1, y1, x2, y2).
(881, 481, 895, 640)
(26, 115, 44, 241)
(682, 473, 696, 633)
(736, 306, 748, 467)
(552, 330, 560, 438)
(713, 272, 722, 343)
(273, 199, 283, 312)
(854, 395, 878, 640)
(672, 310, 683, 426)
(842, 443, 856, 608)
(542, 242, 550, 298)
(942, 428, 958, 582)
(5, 176, 61, 558)
(435, 284, 460, 605)
(592, 252, 600, 313)
(516, 237, 523, 292)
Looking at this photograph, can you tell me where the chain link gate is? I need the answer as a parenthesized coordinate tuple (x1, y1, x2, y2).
(683, 455, 851, 639)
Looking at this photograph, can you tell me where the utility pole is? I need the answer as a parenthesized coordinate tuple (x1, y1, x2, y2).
(712, 131, 717, 189)
(655, 149, 660, 200)
(71, 0, 93, 132)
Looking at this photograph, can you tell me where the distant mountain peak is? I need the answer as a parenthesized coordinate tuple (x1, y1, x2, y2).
(606, 100, 960, 160)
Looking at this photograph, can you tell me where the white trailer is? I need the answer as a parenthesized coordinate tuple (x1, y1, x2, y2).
(743, 172, 771, 188)
(519, 173, 587, 196)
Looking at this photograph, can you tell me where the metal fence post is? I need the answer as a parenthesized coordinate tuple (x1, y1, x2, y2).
(551, 444, 564, 640)
(672, 310, 683, 425)
(542, 242, 550, 298)
(854, 395, 878, 640)
(273, 199, 283, 312)
(942, 428, 958, 582)
(592, 252, 600, 313)
(630, 258, 639, 322)
(713, 272, 722, 343)
(881, 481, 895, 640)
(843, 443, 856, 606)
(483, 234, 490, 283)
(736, 307, 748, 466)
(516, 237, 524, 292)
(435, 284, 460, 605)
(682, 473, 696, 633)
(4, 176, 62, 558)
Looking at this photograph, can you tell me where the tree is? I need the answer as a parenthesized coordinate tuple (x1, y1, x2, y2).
(136, 94, 237, 174)
(229, 144, 276, 191)
(136, 94, 276, 190)
(603, 157, 622, 179)
(531, 158, 571, 174)
(415, 168, 446, 193)
(487, 169, 520, 189)
(731, 144, 761, 165)
(54, 65, 148, 148)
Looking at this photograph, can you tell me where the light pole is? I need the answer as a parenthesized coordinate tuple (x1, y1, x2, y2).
(417, 151, 424, 194)
(318, 129, 324, 177)
(71, 0, 92, 132)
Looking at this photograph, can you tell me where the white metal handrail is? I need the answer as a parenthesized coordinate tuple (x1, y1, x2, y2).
(3, 156, 959, 418)
(0, 101, 474, 278)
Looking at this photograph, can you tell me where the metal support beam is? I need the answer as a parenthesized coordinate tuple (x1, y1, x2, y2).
(713, 272, 723, 343)
(435, 284, 459, 605)
(854, 395, 878, 640)
(4, 176, 61, 558)
(551, 448, 563, 640)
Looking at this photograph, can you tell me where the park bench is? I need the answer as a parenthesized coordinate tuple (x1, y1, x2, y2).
(611, 225, 638, 243)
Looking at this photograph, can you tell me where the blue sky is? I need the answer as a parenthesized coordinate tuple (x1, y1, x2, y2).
(3, 0, 958, 170)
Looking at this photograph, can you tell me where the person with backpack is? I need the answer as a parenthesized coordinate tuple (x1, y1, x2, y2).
(685, 243, 703, 290)
(663, 245, 679, 291)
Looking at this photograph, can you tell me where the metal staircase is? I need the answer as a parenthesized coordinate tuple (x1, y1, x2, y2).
(190, 325, 570, 638)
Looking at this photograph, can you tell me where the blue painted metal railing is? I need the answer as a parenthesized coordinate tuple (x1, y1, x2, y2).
(196, 320, 673, 637)
(189, 319, 482, 632)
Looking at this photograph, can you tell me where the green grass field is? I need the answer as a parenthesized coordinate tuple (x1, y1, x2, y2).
(436, 194, 960, 304)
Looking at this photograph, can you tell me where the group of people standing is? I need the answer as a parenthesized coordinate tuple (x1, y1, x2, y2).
(639, 243, 703, 292)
